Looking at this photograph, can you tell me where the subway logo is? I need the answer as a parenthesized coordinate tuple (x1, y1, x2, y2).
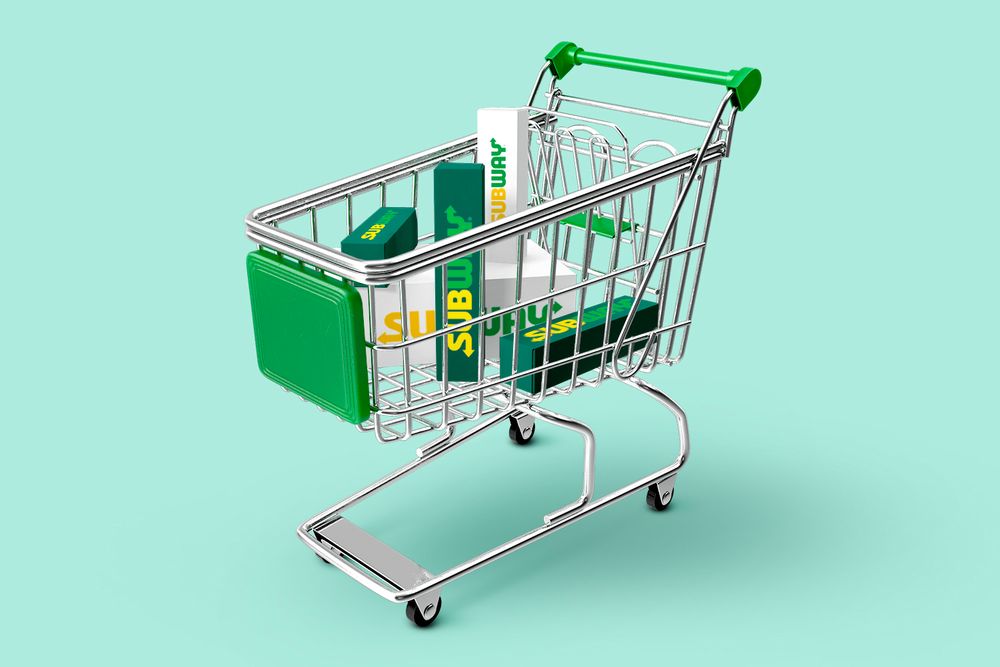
(376, 302, 564, 344)
(488, 138, 509, 222)
(340, 206, 417, 260)
(434, 163, 485, 382)
(499, 296, 659, 393)
(440, 206, 477, 358)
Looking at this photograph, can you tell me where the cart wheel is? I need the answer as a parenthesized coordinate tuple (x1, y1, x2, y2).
(316, 552, 330, 564)
(646, 483, 674, 511)
(406, 598, 441, 628)
(508, 415, 535, 445)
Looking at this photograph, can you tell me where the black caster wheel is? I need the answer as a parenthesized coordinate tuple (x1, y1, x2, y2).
(646, 484, 673, 511)
(406, 598, 441, 627)
(508, 416, 535, 445)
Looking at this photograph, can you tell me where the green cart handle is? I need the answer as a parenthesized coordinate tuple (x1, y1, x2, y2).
(545, 42, 762, 111)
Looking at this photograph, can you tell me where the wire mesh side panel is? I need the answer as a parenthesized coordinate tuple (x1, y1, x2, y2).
(509, 102, 732, 391)
(353, 111, 645, 442)
(250, 90, 734, 443)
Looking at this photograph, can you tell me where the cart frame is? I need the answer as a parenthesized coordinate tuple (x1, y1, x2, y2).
(245, 43, 760, 625)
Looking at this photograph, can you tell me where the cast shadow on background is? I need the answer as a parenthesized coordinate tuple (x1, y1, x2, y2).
(316, 405, 837, 627)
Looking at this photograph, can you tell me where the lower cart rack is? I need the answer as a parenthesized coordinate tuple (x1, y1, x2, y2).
(300, 378, 688, 626)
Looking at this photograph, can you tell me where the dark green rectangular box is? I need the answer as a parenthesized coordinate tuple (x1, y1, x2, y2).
(341, 206, 418, 260)
(434, 163, 484, 382)
(499, 296, 659, 393)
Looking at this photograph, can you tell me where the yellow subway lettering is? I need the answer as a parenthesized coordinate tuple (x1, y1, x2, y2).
(447, 289, 473, 312)
(448, 331, 474, 356)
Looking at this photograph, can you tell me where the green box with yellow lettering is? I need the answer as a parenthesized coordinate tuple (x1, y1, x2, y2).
(341, 207, 418, 260)
(434, 163, 485, 382)
(499, 296, 659, 393)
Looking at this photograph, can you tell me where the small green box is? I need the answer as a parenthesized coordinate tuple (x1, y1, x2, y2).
(247, 250, 370, 423)
(499, 296, 659, 393)
(434, 162, 485, 382)
(341, 207, 418, 260)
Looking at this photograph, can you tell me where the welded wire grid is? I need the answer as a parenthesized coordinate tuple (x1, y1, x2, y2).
(257, 87, 733, 443)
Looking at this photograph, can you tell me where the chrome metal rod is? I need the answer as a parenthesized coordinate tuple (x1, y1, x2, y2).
(368, 320, 691, 417)
(611, 91, 735, 379)
(523, 404, 596, 524)
(246, 143, 727, 285)
(298, 376, 690, 604)
(396, 376, 690, 601)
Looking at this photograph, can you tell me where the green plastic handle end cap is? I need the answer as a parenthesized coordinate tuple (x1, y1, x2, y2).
(729, 67, 762, 111)
(546, 41, 580, 79)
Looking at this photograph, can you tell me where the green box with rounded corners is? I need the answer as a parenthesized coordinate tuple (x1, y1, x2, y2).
(246, 250, 370, 423)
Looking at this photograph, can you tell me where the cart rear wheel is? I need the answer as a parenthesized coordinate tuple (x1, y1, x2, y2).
(646, 483, 674, 511)
(508, 415, 535, 445)
(406, 598, 441, 627)
(508, 425, 534, 445)
(508, 425, 533, 445)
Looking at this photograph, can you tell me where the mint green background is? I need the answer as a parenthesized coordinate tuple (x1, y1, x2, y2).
(4, 2, 997, 664)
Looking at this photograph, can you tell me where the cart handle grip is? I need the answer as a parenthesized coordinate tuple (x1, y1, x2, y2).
(545, 42, 762, 111)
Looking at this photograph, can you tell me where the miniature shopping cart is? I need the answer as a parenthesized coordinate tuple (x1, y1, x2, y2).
(245, 42, 761, 626)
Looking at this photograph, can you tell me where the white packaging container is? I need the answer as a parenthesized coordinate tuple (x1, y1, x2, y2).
(361, 240, 576, 367)
(477, 107, 529, 263)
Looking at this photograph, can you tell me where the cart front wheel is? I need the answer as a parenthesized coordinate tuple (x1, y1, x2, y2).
(646, 483, 674, 511)
(406, 598, 441, 628)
